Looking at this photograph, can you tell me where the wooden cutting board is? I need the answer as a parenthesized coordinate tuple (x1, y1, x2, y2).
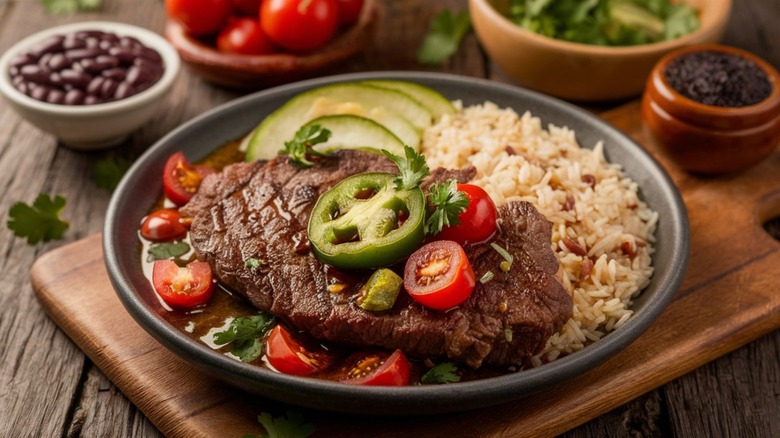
(30, 101, 780, 438)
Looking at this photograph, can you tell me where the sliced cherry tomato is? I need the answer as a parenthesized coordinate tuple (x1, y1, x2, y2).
(217, 17, 277, 55)
(152, 260, 214, 308)
(260, 0, 339, 52)
(231, 0, 261, 16)
(404, 240, 476, 311)
(140, 208, 189, 242)
(436, 184, 497, 245)
(336, 0, 364, 26)
(266, 325, 334, 376)
(340, 349, 410, 386)
(165, 0, 231, 36)
(162, 152, 213, 206)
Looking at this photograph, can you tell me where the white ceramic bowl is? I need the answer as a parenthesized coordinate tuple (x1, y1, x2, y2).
(0, 21, 180, 150)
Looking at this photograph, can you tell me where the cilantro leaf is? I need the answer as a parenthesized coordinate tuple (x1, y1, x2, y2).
(244, 411, 315, 438)
(146, 241, 190, 262)
(92, 156, 131, 191)
(421, 362, 461, 384)
(280, 125, 331, 168)
(213, 313, 276, 362)
(7, 194, 69, 244)
(417, 9, 472, 66)
(382, 146, 430, 191)
(425, 179, 469, 235)
(245, 258, 266, 273)
(41, 0, 101, 14)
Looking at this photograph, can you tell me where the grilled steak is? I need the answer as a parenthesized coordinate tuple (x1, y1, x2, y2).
(182, 150, 572, 368)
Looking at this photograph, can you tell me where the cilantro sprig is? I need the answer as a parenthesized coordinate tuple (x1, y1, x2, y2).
(421, 362, 461, 384)
(243, 411, 315, 438)
(417, 9, 472, 66)
(7, 194, 69, 244)
(280, 125, 331, 168)
(146, 241, 190, 262)
(213, 313, 276, 362)
(425, 179, 469, 235)
(382, 145, 430, 190)
(92, 155, 130, 191)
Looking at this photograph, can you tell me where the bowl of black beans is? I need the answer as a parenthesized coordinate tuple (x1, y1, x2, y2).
(642, 44, 780, 174)
(0, 21, 180, 150)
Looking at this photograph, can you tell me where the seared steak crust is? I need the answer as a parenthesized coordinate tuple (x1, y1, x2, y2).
(182, 150, 572, 368)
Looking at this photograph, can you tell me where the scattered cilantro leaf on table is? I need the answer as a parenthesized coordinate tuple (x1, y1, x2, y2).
(382, 145, 430, 190)
(213, 313, 276, 362)
(92, 156, 131, 191)
(7, 194, 69, 244)
(243, 411, 315, 438)
(425, 179, 469, 235)
(146, 241, 190, 262)
(280, 125, 331, 168)
(417, 9, 472, 66)
(41, 0, 101, 14)
(421, 362, 461, 384)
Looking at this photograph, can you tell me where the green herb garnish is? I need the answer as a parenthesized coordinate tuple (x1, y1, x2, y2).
(280, 124, 331, 168)
(243, 411, 315, 438)
(245, 258, 265, 273)
(7, 194, 69, 244)
(146, 241, 190, 262)
(479, 271, 494, 284)
(382, 145, 430, 190)
(425, 179, 469, 235)
(92, 155, 130, 191)
(421, 362, 461, 384)
(417, 9, 472, 65)
(214, 314, 276, 362)
(490, 242, 514, 271)
(41, 0, 101, 15)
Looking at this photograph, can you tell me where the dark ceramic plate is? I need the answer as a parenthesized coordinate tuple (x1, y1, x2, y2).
(104, 72, 689, 415)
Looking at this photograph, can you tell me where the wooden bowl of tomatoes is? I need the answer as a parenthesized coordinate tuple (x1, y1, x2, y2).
(164, 0, 378, 89)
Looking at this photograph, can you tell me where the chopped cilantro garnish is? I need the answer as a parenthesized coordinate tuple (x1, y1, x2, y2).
(7, 194, 69, 244)
(425, 179, 469, 235)
(146, 241, 190, 262)
(479, 271, 494, 284)
(382, 145, 430, 191)
(417, 9, 472, 66)
(420, 362, 461, 384)
(92, 155, 130, 191)
(280, 124, 331, 168)
(490, 242, 514, 271)
(213, 313, 276, 362)
(243, 411, 315, 438)
(245, 258, 265, 272)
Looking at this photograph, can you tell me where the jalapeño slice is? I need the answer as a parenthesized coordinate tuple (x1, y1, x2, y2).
(308, 172, 425, 270)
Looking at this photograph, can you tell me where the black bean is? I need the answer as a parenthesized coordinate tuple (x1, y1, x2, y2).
(47, 89, 65, 104)
(12, 75, 24, 86)
(85, 37, 100, 48)
(108, 47, 135, 64)
(87, 76, 105, 95)
(76, 30, 104, 39)
(65, 48, 105, 61)
(37, 53, 53, 71)
(49, 72, 62, 86)
(137, 47, 163, 64)
(125, 66, 147, 86)
(101, 68, 126, 81)
(63, 36, 87, 50)
(84, 95, 102, 105)
(101, 32, 120, 43)
(10, 53, 35, 68)
(100, 78, 118, 99)
(47, 53, 70, 71)
(30, 36, 64, 57)
(119, 36, 142, 48)
(59, 69, 92, 89)
(114, 81, 134, 100)
(31, 85, 50, 101)
(20, 64, 49, 84)
(65, 89, 85, 105)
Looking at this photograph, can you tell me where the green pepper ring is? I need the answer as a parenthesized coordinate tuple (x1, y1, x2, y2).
(308, 172, 425, 270)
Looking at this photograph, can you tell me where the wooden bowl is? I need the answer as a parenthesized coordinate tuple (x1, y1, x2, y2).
(164, 0, 379, 90)
(469, 0, 732, 102)
(642, 44, 780, 174)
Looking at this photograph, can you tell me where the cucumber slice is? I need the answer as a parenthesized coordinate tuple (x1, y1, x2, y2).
(246, 83, 432, 162)
(304, 115, 406, 155)
(362, 80, 455, 120)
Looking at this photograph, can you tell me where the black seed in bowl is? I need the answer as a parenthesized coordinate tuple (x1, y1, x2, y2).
(8, 29, 165, 106)
(664, 50, 773, 108)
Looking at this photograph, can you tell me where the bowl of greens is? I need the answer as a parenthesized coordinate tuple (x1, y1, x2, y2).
(468, 0, 731, 101)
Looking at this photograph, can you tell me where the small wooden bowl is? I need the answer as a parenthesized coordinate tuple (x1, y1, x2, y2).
(164, 0, 379, 90)
(641, 44, 780, 174)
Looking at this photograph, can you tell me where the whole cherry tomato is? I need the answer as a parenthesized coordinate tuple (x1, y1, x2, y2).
(340, 349, 411, 386)
(260, 0, 339, 52)
(165, 0, 232, 36)
(139, 208, 189, 242)
(404, 240, 476, 311)
(217, 17, 277, 55)
(231, 0, 261, 16)
(162, 152, 214, 206)
(436, 184, 497, 245)
(336, 0, 364, 26)
(152, 260, 214, 308)
(265, 325, 334, 376)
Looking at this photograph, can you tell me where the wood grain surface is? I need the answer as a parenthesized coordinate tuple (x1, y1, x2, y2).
(1, 0, 779, 437)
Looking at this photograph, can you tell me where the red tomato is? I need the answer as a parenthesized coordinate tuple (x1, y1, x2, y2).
(336, 0, 364, 26)
(165, 0, 231, 36)
(260, 0, 338, 52)
(162, 152, 213, 206)
(341, 350, 410, 386)
(139, 208, 189, 242)
(266, 325, 334, 376)
(404, 240, 476, 311)
(231, 0, 261, 15)
(217, 17, 277, 55)
(436, 184, 497, 245)
(152, 260, 214, 308)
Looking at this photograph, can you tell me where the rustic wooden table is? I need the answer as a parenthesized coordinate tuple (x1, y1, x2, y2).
(1, 1, 778, 437)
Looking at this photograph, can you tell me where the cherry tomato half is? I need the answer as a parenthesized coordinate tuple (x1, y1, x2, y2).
(165, 0, 231, 36)
(260, 0, 339, 52)
(217, 17, 277, 55)
(152, 260, 214, 308)
(340, 349, 411, 386)
(162, 152, 213, 206)
(436, 184, 497, 245)
(404, 240, 476, 311)
(231, 0, 261, 16)
(336, 0, 364, 26)
(266, 325, 334, 376)
(140, 208, 189, 242)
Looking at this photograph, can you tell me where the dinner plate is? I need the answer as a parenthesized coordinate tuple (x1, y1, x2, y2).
(104, 71, 689, 415)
